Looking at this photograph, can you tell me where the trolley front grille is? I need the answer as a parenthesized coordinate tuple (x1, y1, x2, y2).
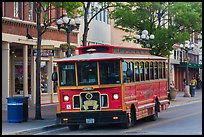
(80, 92, 100, 111)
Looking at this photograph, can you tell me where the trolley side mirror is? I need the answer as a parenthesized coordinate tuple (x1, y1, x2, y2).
(52, 72, 58, 81)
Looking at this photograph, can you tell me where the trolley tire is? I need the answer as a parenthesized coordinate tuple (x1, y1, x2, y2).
(120, 114, 130, 129)
(148, 100, 160, 121)
(120, 105, 137, 129)
(130, 105, 137, 126)
(69, 125, 79, 130)
(148, 111, 159, 121)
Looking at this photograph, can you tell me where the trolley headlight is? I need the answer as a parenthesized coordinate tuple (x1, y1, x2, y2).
(113, 93, 119, 100)
(63, 95, 70, 102)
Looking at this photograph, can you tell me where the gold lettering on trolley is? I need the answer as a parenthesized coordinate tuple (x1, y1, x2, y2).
(83, 100, 98, 110)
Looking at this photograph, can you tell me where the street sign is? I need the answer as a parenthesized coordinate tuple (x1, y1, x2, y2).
(33, 45, 54, 50)
(33, 49, 54, 57)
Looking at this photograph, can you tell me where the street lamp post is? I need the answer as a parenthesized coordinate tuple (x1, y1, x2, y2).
(56, 14, 80, 57)
(180, 41, 194, 97)
(135, 30, 155, 48)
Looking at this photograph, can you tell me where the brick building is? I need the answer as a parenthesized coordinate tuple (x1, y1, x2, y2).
(2, 2, 79, 110)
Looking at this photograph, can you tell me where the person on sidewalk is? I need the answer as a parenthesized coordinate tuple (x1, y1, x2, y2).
(183, 79, 186, 92)
(190, 77, 197, 97)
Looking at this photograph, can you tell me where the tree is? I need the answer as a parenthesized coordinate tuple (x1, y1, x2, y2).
(34, 2, 82, 120)
(81, 2, 120, 46)
(110, 2, 202, 57)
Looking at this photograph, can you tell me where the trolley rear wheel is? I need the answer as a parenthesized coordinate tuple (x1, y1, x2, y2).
(148, 99, 160, 121)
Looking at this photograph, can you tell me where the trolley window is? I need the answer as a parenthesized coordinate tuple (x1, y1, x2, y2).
(145, 62, 150, 80)
(77, 61, 98, 86)
(154, 62, 158, 79)
(122, 61, 128, 83)
(150, 62, 154, 80)
(59, 63, 76, 86)
(129, 62, 134, 82)
(159, 62, 163, 79)
(99, 60, 120, 84)
(163, 62, 166, 78)
(140, 62, 145, 81)
(135, 62, 140, 81)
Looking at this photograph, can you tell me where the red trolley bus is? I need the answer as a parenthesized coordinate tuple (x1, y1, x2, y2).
(52, 44, 170, 130)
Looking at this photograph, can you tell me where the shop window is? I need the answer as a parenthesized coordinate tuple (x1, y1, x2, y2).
(41, 61, 48, 93)
(15, 65, 23, 94)
(15, 60, 31, 95)
(53, 62, 57, 93)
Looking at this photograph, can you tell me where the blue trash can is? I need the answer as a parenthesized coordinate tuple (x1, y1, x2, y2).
(7, 97, 23, 123)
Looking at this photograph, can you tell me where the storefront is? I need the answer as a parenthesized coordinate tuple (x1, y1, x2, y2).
(174, 62, 202, 92)
(2, 33, 78, 110)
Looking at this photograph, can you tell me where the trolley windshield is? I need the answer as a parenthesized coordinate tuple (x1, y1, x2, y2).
(59, 60, 120, 86)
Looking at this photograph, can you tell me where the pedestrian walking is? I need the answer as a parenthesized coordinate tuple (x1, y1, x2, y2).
(183, 79, 186, 92)
(190, 77, 197, 97)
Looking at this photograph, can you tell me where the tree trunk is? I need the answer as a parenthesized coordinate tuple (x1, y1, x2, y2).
(82, 2, 91, 46)
(82, 26, 89, 46)
(35, 2, 42, 120)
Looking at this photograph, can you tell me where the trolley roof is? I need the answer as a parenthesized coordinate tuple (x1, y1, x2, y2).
(55, 53, 167, 63)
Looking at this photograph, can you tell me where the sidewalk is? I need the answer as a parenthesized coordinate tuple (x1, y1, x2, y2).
(2, 103, 59, 135)
(2, 88, 202, 135)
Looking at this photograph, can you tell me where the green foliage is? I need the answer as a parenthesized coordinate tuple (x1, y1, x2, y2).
(110, 2, 202, 57)
(35, 2, 83, 36)
(41, 2, 82, 19)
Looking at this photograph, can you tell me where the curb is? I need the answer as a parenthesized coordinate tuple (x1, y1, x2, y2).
(5, 124, 64, 135)
(169, 99, 202, 108)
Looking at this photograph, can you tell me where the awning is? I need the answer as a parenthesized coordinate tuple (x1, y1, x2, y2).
(178, 62, 202, 69)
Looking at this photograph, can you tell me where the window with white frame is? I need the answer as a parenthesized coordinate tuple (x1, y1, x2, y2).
(106, 9, 109, 24)
(28, 2, 34, 21)
(95, 7, 98, 20)
(103, 9, 106, 22)
(174, 50, 176, 59)
(14, 2, 20, 18)
(99, 10, 102, 21)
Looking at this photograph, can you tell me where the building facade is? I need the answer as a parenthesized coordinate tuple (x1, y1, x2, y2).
(170, 41, 202, 92)
(78, 2, 111, 46)
(2, 2, 79, 110)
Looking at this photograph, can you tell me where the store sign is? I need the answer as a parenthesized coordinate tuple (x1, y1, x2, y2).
(33, 49, 54, 57)
(33, 45, 54, 50)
